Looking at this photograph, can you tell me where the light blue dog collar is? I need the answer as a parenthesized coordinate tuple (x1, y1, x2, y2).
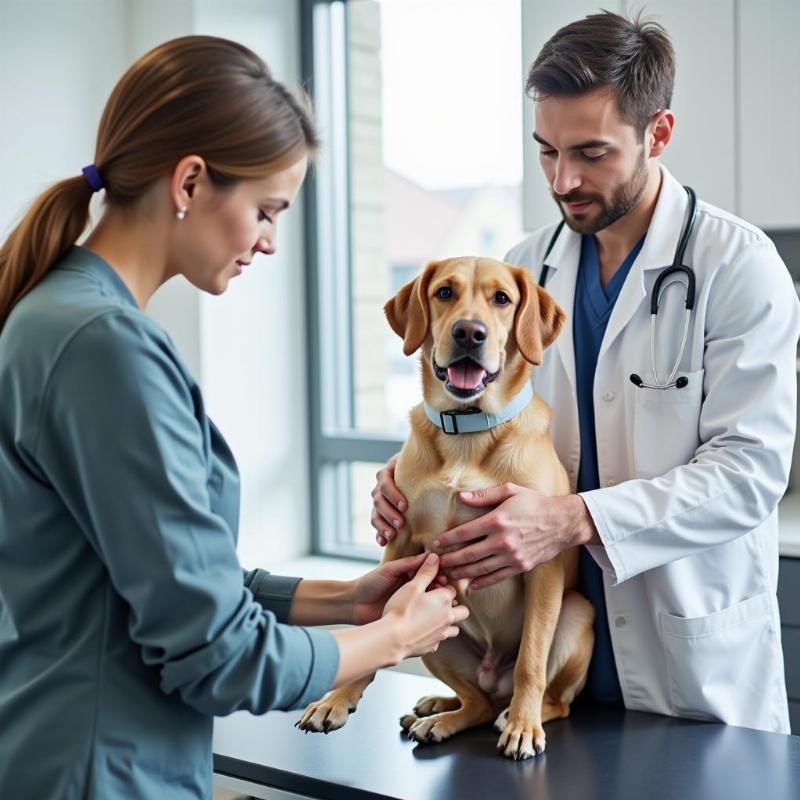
(424, 382, 534, 435)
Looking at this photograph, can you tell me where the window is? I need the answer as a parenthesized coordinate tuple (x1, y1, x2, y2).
(304, 0, 524, 557)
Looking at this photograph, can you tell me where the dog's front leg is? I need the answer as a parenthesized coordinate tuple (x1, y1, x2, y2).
(296, 536, 422, 734)
(496, 561, 564, 759)
(295, 670, 374, 733)
(399, 643, 494, 744)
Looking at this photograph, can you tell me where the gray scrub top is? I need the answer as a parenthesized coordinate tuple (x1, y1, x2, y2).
(0, 246, 339, 799)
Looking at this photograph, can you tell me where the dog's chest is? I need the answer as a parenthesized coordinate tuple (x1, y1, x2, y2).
(404, 464, 493, 548)
(399, 457, 531, 654)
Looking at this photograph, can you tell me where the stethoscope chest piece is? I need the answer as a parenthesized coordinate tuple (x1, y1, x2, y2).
(629, 372, 689, 390)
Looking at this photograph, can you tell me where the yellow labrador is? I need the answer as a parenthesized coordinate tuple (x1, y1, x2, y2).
(299, 256, 595, 759)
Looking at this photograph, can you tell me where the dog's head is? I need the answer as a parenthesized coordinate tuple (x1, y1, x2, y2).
(384, 257, 565, 407)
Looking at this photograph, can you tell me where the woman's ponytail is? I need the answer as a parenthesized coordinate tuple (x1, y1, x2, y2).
(0, 176, 93, 328)
(0, 35, 319, 329)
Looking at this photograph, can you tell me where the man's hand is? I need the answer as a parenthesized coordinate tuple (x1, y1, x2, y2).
(371, 455, 407, 547)
(431, 484, 599, 590)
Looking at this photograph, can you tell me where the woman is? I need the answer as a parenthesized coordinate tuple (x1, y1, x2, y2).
(0, 36, 467, 799)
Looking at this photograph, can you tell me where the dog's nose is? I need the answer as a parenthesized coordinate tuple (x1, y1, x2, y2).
(451, 319, 487, 348)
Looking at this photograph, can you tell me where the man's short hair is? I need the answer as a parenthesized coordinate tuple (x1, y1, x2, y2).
(526, 10, 675, 138)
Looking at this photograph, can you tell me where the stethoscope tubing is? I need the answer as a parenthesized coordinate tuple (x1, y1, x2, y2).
(538, 186, 698, 391)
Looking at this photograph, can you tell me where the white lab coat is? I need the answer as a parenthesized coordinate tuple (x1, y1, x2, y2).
(505, 165, 799, 734)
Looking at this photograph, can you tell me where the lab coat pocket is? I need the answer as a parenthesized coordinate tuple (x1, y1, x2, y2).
(632, 367, 703, 478)
(660, 592, 777, 726)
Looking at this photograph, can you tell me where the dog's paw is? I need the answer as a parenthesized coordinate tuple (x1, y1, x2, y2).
(399, 712, 418, 732)
(413, 694, 460, 717)
(495, 714, 546, 760)
(405, 713, 458, 745)
(296, 693, 355, 734)
(493, 706, 510, 732)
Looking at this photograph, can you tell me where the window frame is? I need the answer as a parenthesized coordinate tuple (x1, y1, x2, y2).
(302, 0, 404, 559)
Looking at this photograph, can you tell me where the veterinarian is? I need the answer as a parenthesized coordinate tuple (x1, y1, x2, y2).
(372, 11, 799, 734)
(0, 36, 468, 800)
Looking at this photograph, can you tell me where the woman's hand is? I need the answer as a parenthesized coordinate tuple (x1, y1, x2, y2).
(432, 485, 597, 590)
(350, 553, 448, 626)
(382, 553, 469, 659)
(371, 455, 408, 546)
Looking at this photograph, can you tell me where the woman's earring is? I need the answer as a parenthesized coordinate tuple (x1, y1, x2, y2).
(176, 206, 187, 221)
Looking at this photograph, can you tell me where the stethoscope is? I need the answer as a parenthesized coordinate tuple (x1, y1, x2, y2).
(538, 185, 698, 391)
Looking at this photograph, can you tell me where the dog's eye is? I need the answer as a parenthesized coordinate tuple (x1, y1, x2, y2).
(435, 287, 453, 301)
(493, 291, 511, 306)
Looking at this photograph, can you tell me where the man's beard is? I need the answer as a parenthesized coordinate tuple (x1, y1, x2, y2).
(551, 152, 649, 235)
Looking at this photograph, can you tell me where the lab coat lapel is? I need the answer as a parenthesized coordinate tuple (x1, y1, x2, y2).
(596, 259, 647, 362)
(598, 166, 690, 361)
(539, 226, 581, 394)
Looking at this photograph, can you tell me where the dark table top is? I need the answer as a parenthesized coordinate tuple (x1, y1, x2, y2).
(213, 670, 800, 800)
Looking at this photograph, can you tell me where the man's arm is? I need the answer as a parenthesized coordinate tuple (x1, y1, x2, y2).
(582, 239, 800, 584)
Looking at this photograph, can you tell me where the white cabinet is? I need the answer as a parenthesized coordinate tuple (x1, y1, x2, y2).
(645, 0, 736, 212)
(521, 0, 800, 232)
(521, 0, 624, 232)
(738, 0, 800, 230)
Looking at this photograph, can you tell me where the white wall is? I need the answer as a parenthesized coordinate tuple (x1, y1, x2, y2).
(0, 0, 128, 235)
(0, 0, 312, 567)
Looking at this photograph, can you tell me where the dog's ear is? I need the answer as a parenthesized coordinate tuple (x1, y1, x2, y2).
(512, 266, 565, 365)
(384, 262, 438, 356)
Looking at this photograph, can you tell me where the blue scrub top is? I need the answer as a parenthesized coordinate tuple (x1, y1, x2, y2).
(0, 247, 339, 799)
(573, 233, 644, 705)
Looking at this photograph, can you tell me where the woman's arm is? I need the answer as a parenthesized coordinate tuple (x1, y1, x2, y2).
(287, 552, 446, 627)
(289, 579, 353, 626)
(329, 553, 467, 687)
(249, 556, 468, 688)
(38, 314, 339, 714)
(283, 555, 470, 686)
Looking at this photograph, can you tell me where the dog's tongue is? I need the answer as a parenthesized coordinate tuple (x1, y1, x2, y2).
(447, 360, 487, 390)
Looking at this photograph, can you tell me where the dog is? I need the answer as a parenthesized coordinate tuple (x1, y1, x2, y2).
(298, 256, 595, 759)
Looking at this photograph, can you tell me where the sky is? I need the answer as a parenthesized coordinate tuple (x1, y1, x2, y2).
(376, 0, 523, 190)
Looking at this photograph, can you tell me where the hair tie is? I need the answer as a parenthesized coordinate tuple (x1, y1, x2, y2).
(81, 164, 105, 193)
